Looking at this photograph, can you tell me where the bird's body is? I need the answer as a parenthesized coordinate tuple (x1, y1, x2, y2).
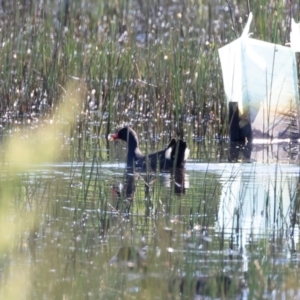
(109, 127, 189, 171)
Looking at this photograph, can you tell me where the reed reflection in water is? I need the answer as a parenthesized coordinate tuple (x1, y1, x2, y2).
(1, 150, 300, 299)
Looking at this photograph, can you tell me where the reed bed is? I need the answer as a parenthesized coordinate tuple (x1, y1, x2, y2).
(0, 0, 299, 299)
(0, 1, 297, 156)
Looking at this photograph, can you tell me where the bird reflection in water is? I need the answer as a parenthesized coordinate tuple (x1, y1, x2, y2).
(111, 167, 187, 214)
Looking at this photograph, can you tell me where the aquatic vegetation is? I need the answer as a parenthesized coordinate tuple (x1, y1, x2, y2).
(0, 0, 299, 299)
(0, 1, 296, 147)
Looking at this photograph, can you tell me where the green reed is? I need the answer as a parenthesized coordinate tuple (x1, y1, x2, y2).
(1, 0, 296, 157)
(0, 0, 299, 299)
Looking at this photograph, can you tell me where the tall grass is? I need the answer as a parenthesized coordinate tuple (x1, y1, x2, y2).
(0, 0, 299, 299)
(0, 0, 296, 159)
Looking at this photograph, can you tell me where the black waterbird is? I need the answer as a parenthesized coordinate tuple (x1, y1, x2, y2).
(109, 127, 189, 171)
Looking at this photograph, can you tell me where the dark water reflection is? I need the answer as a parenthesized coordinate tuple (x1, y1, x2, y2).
(12, 141, 298, 299)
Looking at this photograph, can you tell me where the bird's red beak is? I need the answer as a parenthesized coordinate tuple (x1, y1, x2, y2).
(108, 133, 119, 141)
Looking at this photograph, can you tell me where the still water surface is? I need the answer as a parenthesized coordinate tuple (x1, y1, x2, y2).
(17, 141, 300, 299)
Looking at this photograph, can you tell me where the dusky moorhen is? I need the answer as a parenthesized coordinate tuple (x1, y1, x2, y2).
(109, 127, 189, 171)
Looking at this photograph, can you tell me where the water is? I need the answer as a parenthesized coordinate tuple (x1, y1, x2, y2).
(0, 0, 299, 298)
(5, 141, 299, 299)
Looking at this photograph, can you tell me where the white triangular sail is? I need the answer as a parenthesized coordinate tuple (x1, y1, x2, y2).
(290, 18, 300, 52)
(218, 13, 299, 139)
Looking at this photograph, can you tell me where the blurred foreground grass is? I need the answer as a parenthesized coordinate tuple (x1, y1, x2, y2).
(0, 82, 84, 298)
(0, 0, 299, 299)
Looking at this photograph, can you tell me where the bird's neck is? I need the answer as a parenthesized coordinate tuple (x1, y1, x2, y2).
(127, 147, 144, 167)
